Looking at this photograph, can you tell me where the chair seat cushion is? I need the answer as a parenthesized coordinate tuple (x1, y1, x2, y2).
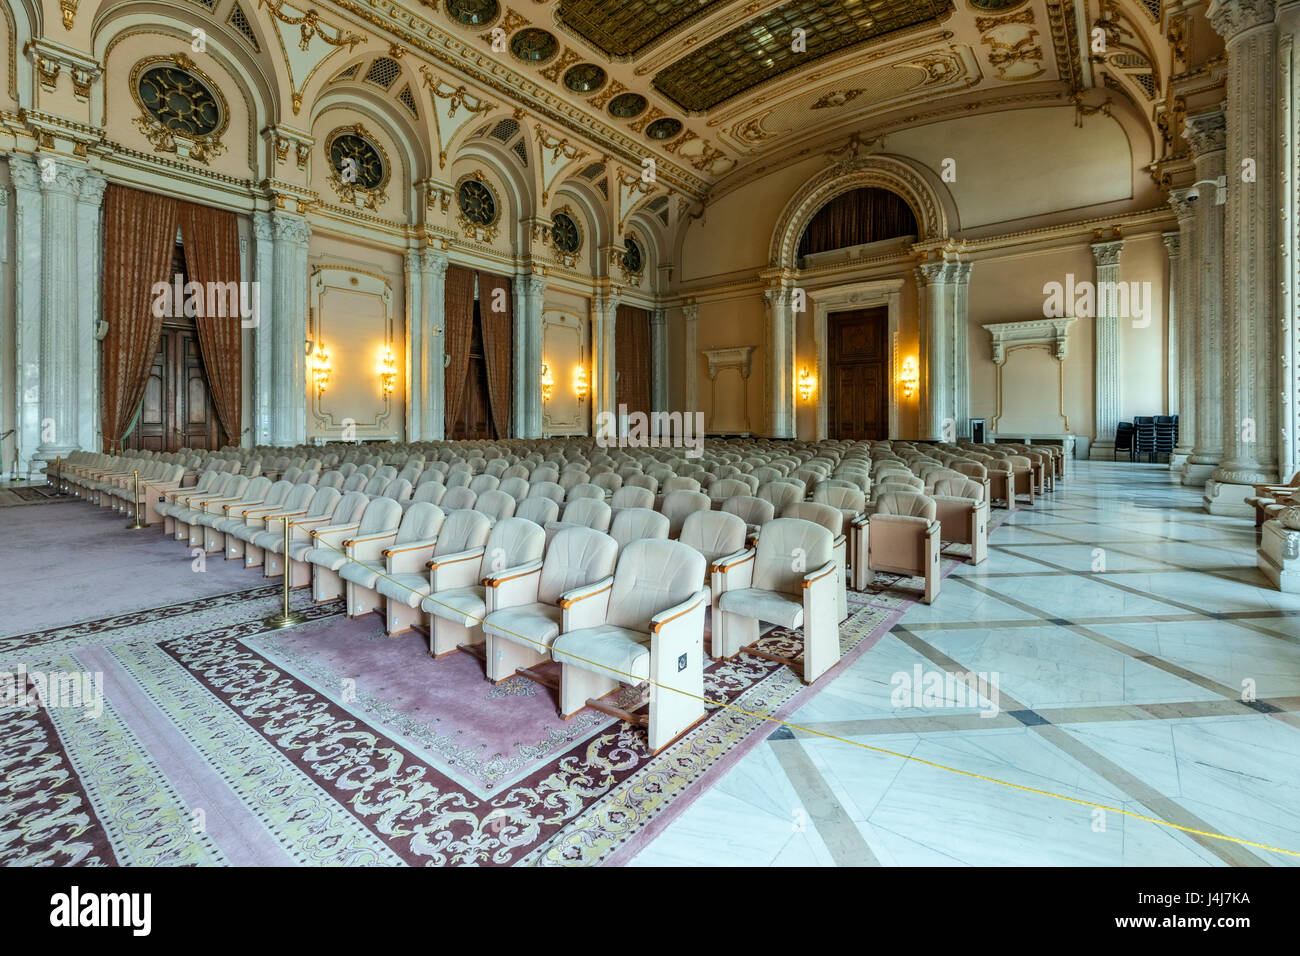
(193, 511, 227, 528)
(301, 546, 348, 570)
(376, 572, 431, 608)
(484, 603, 563, 652)
(251, 530, 284, 552)
(551, 624, 651, 683)
(717, 588, 804, 629)
(423, 585, 486, 625)
(232, 522, 268, 543)
(339, 559, 385, 589)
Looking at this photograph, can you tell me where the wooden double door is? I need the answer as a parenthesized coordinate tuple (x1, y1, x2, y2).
(828, 307, 888, 440)
(125, 319, 224, 452)
(450, 303, 495, 440)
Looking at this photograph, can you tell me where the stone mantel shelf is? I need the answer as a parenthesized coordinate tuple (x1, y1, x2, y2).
(982, 317, 1076, 363)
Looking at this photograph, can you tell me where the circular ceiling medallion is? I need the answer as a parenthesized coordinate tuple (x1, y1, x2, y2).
(966, 0, 1028, 10)
(457, 177, 499, 226)
(445, 0, 499, 26)
(552, 211, 582, 254)
(608, 92, 648, 119)
(327, 130, 386, 190)
(136, 64, 224, 137)
(563, 63, 607, 93)
(510, 28, 558, 63)
(645, 118, 683, 141)
(623, 237, 643, 274)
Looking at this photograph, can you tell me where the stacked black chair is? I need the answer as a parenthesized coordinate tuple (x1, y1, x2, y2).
(1154, 416, 1177, 462)
(1133, 417, 1157, 463)
(1115, 422, 1135, 460)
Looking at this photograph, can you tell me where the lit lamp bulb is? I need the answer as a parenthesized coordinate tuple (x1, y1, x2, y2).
(574, 364, 589, 401)
(797, 367, 816, 402)
(379, 346, 397, 394)
(314, 343, 331, 393)
(541, 362, 554, 402)
(900, 356, 919, 399)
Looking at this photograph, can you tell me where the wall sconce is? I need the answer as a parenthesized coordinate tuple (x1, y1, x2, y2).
(541, 362, 554, 402)
(379, 346, 397, 394)
(900, 356, 918, 399)
(313, 343, 331, 393)
(797, 367, 816, 402)
(574, 364, 589, 401)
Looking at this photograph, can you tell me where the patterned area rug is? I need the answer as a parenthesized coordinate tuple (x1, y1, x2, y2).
(1, 512, 1011, 866)
(0, 485, 71, 507)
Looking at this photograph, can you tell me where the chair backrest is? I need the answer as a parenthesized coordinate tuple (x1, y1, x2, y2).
(592, 473, 622, 493)
(362, 475, 388, 496)
(610, 485, 654, 511)
(708, 478, 752, 501)
(538, 528, 619, 605)
(679, 510, 747, 565)
(475, 489, 516, 523)
(499, 477, 529, 500)
(440, 486, 477, 511)
(567, 482, 605, 502)
(606, 539, 705, 631)
(396, 502, 446, 543)
(316, 471, 345, 491)
(469, 474, 500, 495)
(432, 508, 493, 557)
(528, 481, 565, 504)
(609, 507, 671, 551)
(661, 489, 711, 538)
(411, 482, 445, 506)
(382, 478, 413, 501)
(932, 476, 985, 503)
(812, 484, 866, 513)
(559, 497, 612, 532)
(445, 469, 473, 489)
(258, 480, 294, 510)
(625, 473, 658, 493)
(782, 500, 843, 537)
(515, 496, 560, 526)
(478, 516, 547, 578)
(329, 490, 371, 525)
(873, 491, 937, 520)
(662, 476, 701, 494)
(752, 518, 833, 596)
(756, 481, 802, 513)
(722, 494, 775, 528)
(239, 476, 273, 502)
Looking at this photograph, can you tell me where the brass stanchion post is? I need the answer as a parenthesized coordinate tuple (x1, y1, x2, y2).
(125, 470, 147, 530)
(265, 518, 306, 628)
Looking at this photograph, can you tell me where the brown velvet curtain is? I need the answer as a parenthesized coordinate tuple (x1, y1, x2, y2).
(100, 184, 180, 451)
(477, 271, 513, 440)
(443, 265, 477, 430)
(615, 305, 651, 418)
(796, 187, 918, 258)
(178, 202, 242, 445)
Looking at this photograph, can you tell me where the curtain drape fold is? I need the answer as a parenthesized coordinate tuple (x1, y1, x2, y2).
(477, 271, 513, 440)
(177, 202, 242, 445)
(615, 305, 651, 419)
(796, 187, 918, 258)
(100, 184, 180, 450)
(443, 265, 476, 430)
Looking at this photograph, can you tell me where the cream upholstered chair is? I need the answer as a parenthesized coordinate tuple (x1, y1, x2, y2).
(661, 489, 711, 538)
(301, 494, 395, 602)
(549, 538, 709, 754)
(1003, 455, 1035, 506)
(783, 501, 848, 622)
(852, 491, 942, 604)
(423, 516, 546, 656)
(610, 485, 654, 513)
(714, 517, 839, 683)
(440, 486, 477, 511)
(469, 474, 500, 495)
(338, 503, 446, 619)
(722, 494, 775, 539)
(217, 479, 293, 560)
(515, 496, 560, 527)
(375, 508, 492, 636)
(402, 481, 445, 512)
(482, 527, 619, 683)
(610, 507, 670, 552)
(544, 497, 612, 545)
(756, 481, 802, 515)
(474, 489, 516, 525)
(931, 476, 989, 565)
(174, 474, 249, 546)
(679, 509, 747, 636)
(707, 478, 752, 506)
(498, 476, 529, 501)
(567, 482, 605, 502)
(194, 476, 272, 553)
(528, 481, 565, 506)
(240, 483, 320, 568)
(256, 486, 346, 584)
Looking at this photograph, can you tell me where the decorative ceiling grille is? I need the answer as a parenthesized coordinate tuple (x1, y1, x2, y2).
(228, 4, 259, 50)
(557, 0, 721, 58)
(364, 57, 402, 90)
(397, 84, 419, 118)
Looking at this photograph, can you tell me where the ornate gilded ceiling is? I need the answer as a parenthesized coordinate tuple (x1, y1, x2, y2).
(557, 0, 721, 58)
(653, 0, 953, 112)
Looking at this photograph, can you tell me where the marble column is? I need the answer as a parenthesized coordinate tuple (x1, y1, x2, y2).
(11, 157, 42, 472)
(251, 213, 275, 446)
(762, 285, 795, 439)
(1162, 231, 1183, 477)
(1206, 0, 1280, 514)
(76, 171, 106, 453)
(404, 249, 425, 442)
(522, 272, 546, 439)
(423, 249, 448, 441)
(511, 278, 528, 438)
(591, 291, 618, 439)
(1183, 112, 1227, 485)
(1278, 9, 1299, 482)
(1088, 240, 1124, 460)
(952, 261, 973, 440)
(916, 261, 961, 441)
(650, 307, 667, 413)
(1169, 192, 1199, 479)
(269, 211, 311, 447)
(682, 302, 699, 417)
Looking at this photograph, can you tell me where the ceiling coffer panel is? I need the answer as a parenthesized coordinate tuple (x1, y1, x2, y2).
(557, 0, 722, 58)
(653, 0, 952, 113)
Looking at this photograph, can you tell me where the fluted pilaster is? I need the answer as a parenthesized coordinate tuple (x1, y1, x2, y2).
(763, 285, 795, 439)
(1089, 240, 1124, 459)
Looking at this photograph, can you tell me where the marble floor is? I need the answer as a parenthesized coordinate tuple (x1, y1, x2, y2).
(631, 461, 1300, 867)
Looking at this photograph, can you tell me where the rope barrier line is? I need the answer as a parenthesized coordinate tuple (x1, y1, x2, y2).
(291, 524, 1300, 860)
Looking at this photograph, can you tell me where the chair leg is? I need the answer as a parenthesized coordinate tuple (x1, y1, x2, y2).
(558, 664, 619, 719)
(312, 567, 343, 603)
(486, 634, 546, 682)
(715, 610, 757, 659)
(385, 599, 424, 637)
(430, 617, 480, 656)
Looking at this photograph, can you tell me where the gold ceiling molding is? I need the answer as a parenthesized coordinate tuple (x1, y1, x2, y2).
(587, 79, 627, 111)
(60, 0, 77, 30)
(981, 31, 1046, 81)
(539, 47, 583, 84)
(129, 52, 231, 166)
(420, 66, 498, 118)
(480, 6, 529, 40)
(535, 126, 585, 162)
(258, 0, 365, 51)
(630, 0, 773, 77)
(1043, 0, 1083, 91)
